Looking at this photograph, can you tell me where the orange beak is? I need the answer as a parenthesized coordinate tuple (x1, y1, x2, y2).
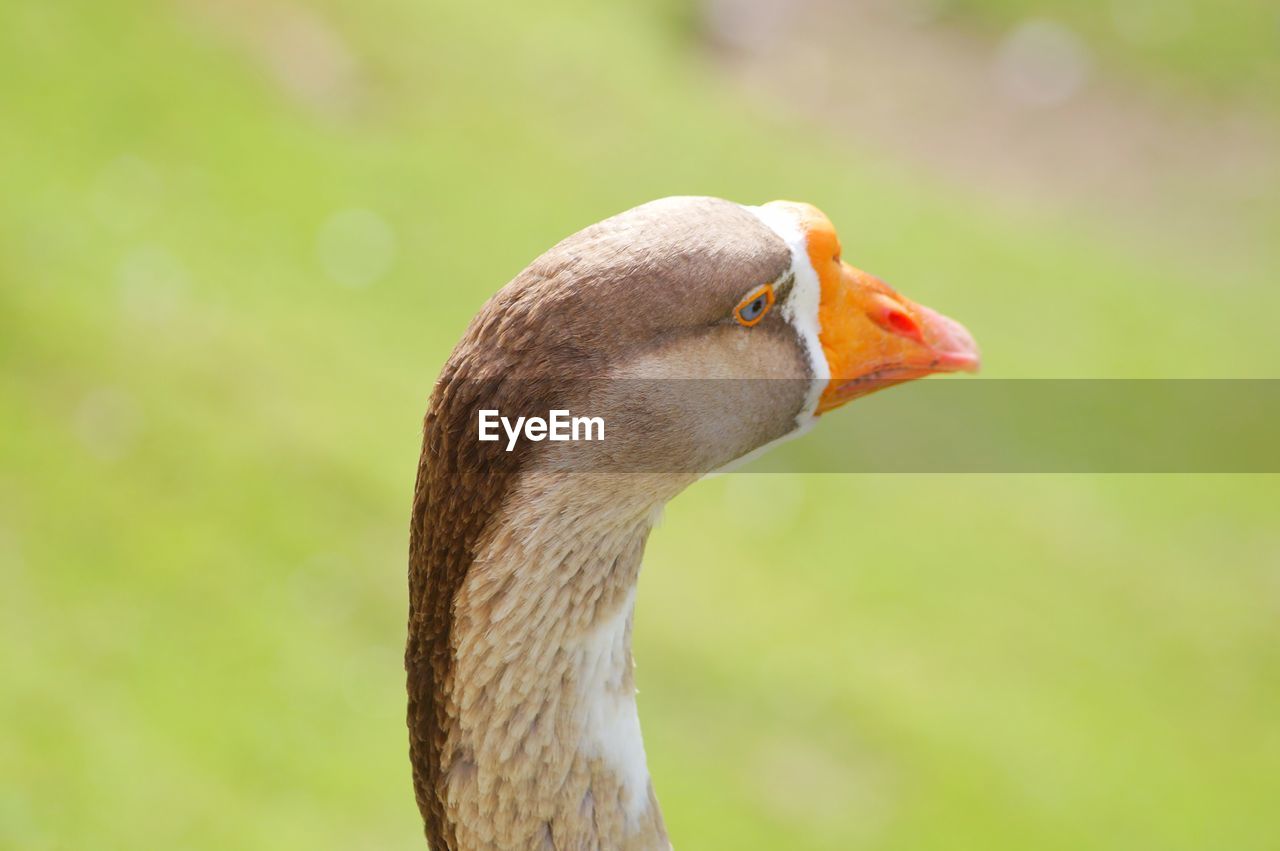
(816, 263, 980, 414)
(761, 201, 980, 415)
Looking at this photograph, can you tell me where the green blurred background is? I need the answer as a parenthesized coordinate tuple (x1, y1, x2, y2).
(3, 0, 1279, 848)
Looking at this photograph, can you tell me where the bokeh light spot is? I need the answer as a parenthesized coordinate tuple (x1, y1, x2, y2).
(315, 208, 397, 289)
(72, 387, 142, 463)
(117, 244, 190, 326)
(993, 20, 1092, 107)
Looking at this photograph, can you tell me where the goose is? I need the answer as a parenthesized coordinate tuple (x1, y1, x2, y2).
(406, 196, 979, 850)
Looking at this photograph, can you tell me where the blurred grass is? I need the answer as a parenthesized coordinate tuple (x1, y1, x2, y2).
(941, 0, 1280, 104)
(2, 0, 1278, 849)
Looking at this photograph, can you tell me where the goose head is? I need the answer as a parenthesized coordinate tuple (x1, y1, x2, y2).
(435, 196, 978, 479)
(408, 195, 978, 851)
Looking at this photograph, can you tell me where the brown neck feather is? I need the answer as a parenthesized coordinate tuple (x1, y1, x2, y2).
(406, 252, 590, 849)
(406, 371, 523, 851)
(407, 379, 680, 848)
(407, 346, 693, 847)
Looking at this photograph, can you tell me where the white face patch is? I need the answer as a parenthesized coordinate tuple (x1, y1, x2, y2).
(741, 203, 830, 430)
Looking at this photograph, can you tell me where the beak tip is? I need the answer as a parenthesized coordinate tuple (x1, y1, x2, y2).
(916, 304, 980, 375)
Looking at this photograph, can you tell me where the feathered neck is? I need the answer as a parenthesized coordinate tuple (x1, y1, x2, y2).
(408, 467, 683, 850)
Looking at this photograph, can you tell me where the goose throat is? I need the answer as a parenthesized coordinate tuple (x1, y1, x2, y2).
(411, 472, 682, 851)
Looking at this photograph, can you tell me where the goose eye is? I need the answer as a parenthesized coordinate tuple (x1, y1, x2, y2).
(734, 284, 775, 327)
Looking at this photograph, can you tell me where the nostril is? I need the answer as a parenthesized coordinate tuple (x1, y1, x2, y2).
(869, 294, 925, 343)
(886, 309, 919, 338)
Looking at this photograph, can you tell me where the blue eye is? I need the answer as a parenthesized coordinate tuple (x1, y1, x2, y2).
(734, 284, 775, 327)
(741, 296, 767, 320)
